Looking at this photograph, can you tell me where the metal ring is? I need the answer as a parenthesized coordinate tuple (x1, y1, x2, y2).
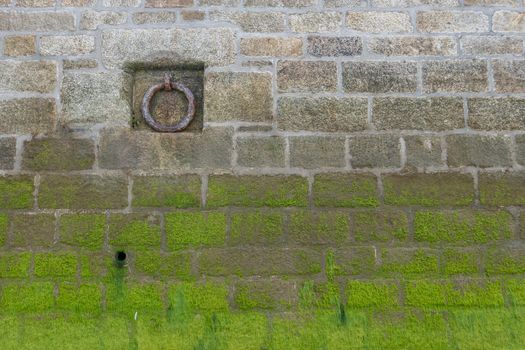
(141, 74, 196, 132)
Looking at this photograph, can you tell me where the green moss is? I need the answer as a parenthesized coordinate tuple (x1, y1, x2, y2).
(60, 214, 105, 251)
(353, 209, 408, 242)
(0, 252, 31, 278)
(132, 175, 201, 208)
(134, 251, 193, 280)
(22, 138, 95, 171)
(106, 282, 164, 315)
(236, 280, 297, 310)
(109, 213, 161, 249)
(0, 282, 54, 312)
(165, 211, 226, 250)
(312, 173, 379, 207)
(56, 283, 102, 313)
(79, 253, 108, 278)
(507, 279, 525, 305)
(380, 249, 439, 277)
(479, 172, 525, 206)
(0, 176, 34, 209)
(443, 248, 479, 275)
(486, 246, 525, 275)
(10, 213, 55, 248)
(346, 280, 399, 307)
(405, 280, 450, 306)
(288, 210, 349, 244)
(168, 282, 229, 312)
(207, 175, 308, 208)
(0, 214, 7, 246)
(229, 210, 284, 245)
(34, 252, 77, 278)
(0, 315, 20, 348)
(299, 281, 340, 309)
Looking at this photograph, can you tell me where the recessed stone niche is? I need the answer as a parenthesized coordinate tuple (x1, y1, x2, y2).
(131, 66, 204, 132)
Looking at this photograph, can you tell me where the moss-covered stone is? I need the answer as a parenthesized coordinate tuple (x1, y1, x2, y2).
(60, 214, 105, 251)
(166, 211, 226, 250)
(132, 175, 201, 208)
(486, 245, 525, 275)
(352, 209, 408, 242)
(313, 173, 379, 207)
(0, 282, 55, 312)
(79, 253, 108, 278)
(0, 252, 31, 278)
(22, 138, 95, 171)
(288, 209, 349, 244)
(414, 210, 512, 244)
(134, 251, 193, 280)
(380, 248, 439, 277)
(168, 282, 229, 311)
(443, 248, 480, 275)
(235, 279, 297, 310)
(10, 213, 55, 248)
(299, 280, 340, 309)
(0, 214, 7, 246)
(507, 279, 525, 305)
(383, 173, 474, 206)
(479, 171, 525, 206)
(109, 213, 161, 250)
(34, 252, 78, 278)
(0, 176, 34, 209)
(39, 175, 128, 209)
(106, 282, 164, 315)
(229, 209, 284, 245)
(56, 283, 101, 313)
(346, 280, 399, 307)
(332, 247, 376, 276)
(207, 175, 308, 207)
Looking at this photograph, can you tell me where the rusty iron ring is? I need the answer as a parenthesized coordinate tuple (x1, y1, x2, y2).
(141, 73, 196, 132)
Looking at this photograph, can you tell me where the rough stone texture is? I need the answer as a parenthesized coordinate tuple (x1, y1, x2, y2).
(468, 97, 525, 130)
(493, 11, 525, 32)
(209, 11, 286, 32)
(145, 0, 192, 6)
(492, 60, 525, 93)
(446, 135, 512, 168)
(60, 71, 132, 124)
(80, 11, 127, 30)
(368, 36, 457, 56)
(204, 72, 273, 122)
(373, 97, 464, 131)
(0, 12, 75, 31)
(349, 135, 401, 168)
(63, 59, 98, 70)
(101, 28, 235, 68)
(0, 98, 55, 134)
(181, 10, 205, 20)
(0, 138, 16, 170)
(0, 61, 57, 93)
(404, 135, 443, 168)
(313, 173, 379, 207)
(237, 136, 286, 168)
(10, 214, 55, 248)
(277, 97, 368, 132)
(479, 172, 525, 206)
(422, 60, 488, 92)
(40, 35, 95, 56)
(343, 61, 417, 93)
(460, 36, 523, 55)
(98, 128, 158, 170)
(289, 12, 341, 33)
(277, 60, 337, 92)
(307, 36, 362, 57)
(417, 11, 489, 33)
(240, 37, 303, 57)
(4, 35, 36, 56)
(289, 136, 346, 169)
(516, 135, 525, 166)
(245, 0, 316, 6)
(22, 138, 95, 171)
(132, 11, 178, 24)
(346, 12, 412, 33)
(133, 175, 201, 208)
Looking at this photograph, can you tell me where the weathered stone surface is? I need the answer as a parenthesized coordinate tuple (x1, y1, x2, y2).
(98, 129, 158, 170)
(204, 72, 273, 122)
(101, 28, 235, 68)
(373, 0, 457, 5)
(145, 0, 192, 6)
(347, 12, 412, 33)
(102, 0, 140, 5)
(417, 11, 489, 33)
(4, 35, 36, 57)
(277, 61, 337, 92)
(22, 138, 95, 171)
(63, 59, 98, 70)
(422, 60, 488, 92)
(446, 135, 512, 168)
(0, 176, 34, 209)
(16, 0, 54, 6)
(62, 0, 96, 5)
(517, 135, 525, 167)
(245, 0, 316, 6)
(234, 279, 297, 310)
(343, 61, 417, 93)
(460, 36, 523, 55)
(468, 97, 525, 130)
(60, 71, 132, 124)
(10, 214, 55, 248)
(313, 173, 379, 207)
(289, 136, 346, 169)
(288, 209, 349, 244)
(209, 11, 285, 32)
(80, 10, 127, 30)
(465, 0, 516, 4)
(368, 36, 456, 56)
(352, 209, 408, 242)
(240, 37, 303, 56)
(237, 136, 286, 168)
(39, 175, 128, 209)
(181, 10, 205, 20)
(350, 135, 401, 168)
(133, 175, 201, 208)
(132, 11, 178, 24)
(40, 35, 95, 56)
(289, 12, 341, 32)
(493, 11, 525, 32)
(200, 0, 238, 5)
(325, 0, 364, 6)
(0, 98, 55, 134)
(479, 172, 525, 206)
(277, 97, 368, 132)
(0, 61, 56, 93)
(307, 36, 362, 57)
(404, 135, 443, 168)
(373, 97, 464, 131)
(493, 60, 525, 93)
(332, 247, 376, 275)
(0, 138, 16, 170)
(0, 12, 75, 31)
(108, 213, 161, 249)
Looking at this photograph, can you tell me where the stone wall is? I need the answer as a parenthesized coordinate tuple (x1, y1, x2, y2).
(0, 0, 525, 348)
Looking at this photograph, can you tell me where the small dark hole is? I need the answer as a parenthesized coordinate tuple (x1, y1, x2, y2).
(115, 251, 127, 267)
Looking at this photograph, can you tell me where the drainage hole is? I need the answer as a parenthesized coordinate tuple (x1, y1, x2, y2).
(115, 251, 127, 266)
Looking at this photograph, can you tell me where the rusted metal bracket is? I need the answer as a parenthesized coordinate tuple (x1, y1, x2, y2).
(141, 73, 196, 132)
